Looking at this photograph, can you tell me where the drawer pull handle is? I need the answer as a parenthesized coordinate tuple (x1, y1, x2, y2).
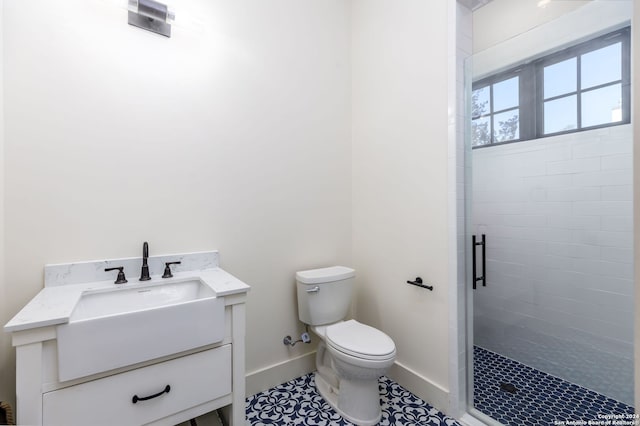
(132, 384, 171, 404)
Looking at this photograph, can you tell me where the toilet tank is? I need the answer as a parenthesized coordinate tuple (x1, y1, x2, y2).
(296, 266, 355, 326)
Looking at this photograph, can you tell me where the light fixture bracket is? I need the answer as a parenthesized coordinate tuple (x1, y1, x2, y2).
(128, 0, 174, 38)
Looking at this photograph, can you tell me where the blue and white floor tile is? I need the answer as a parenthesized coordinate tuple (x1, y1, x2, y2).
(246, 373, 461, 425)
(474, 346, 635, 426)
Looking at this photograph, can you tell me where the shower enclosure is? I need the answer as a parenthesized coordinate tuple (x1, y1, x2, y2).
(466, 1, 634, 424)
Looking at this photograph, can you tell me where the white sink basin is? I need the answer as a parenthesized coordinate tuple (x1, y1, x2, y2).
(56, 278, 225, 381)
(70, 279, 216, 320)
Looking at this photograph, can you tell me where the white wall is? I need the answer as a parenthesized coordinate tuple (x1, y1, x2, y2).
(0, 0, 6, 408)
(473, 1, 632, 78)
(1, 0, 351, 405)
(633, 0, 640, 412)
(472, 125, 634, 404)
(473, 0, 589, 54)
(351, 0, 452, 411)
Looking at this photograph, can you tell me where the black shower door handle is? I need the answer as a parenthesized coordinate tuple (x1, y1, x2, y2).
(472, 234, 486, 289)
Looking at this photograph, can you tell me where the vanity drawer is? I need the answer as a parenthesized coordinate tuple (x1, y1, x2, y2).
(42, 345, 231, 426)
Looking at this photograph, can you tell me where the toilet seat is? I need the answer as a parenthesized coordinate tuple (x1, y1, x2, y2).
(326, 320, 396, 361)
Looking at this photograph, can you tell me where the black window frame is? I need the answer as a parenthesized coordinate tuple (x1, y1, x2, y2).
(471, 26, 630, 149)
(471, 68, 527, 146)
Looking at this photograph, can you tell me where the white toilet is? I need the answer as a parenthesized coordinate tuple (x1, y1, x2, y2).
(296, 266, 396, 426)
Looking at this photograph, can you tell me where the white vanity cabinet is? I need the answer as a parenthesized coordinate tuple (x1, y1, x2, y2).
(43, 346, 231, 425)
(5, 255, 250, 426)
(10, 293, 247, 426)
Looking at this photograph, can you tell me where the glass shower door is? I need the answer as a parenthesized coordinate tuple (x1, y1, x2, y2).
(465, 3, 634, 424)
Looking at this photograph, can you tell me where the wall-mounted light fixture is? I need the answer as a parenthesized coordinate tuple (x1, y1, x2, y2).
(128, 0, 175, 38)
(537, 0, 551, 8)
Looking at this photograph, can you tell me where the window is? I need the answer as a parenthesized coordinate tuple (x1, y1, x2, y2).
(471, 26, 630, 148)
(472, 75, 521, 146)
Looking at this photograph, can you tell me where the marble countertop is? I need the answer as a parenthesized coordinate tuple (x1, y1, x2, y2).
(4, 267, 250, 333)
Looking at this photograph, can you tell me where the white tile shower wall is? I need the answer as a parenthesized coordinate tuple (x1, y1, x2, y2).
(472, 124, 633, 405)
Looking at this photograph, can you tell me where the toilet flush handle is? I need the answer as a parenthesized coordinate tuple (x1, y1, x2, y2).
(306, 286, 320, 293)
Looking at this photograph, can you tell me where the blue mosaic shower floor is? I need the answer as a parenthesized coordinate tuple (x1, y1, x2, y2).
(474, 346, 635, 426)
(246, 373, 461, 425)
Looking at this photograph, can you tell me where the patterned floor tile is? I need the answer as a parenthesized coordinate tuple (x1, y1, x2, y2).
(246, 373, 461, 426)
(474, 346, 635, 426)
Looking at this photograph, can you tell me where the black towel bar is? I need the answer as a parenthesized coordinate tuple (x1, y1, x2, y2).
(406, 277, 433, 291)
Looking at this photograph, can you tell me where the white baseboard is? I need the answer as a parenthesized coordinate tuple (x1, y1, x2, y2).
(245, 352, 316, 397)
(387, 361, 450, 416)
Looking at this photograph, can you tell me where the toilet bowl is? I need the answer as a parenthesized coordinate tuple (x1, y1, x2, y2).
(312, 320, 396, 425)
(296, 266, 396, 426)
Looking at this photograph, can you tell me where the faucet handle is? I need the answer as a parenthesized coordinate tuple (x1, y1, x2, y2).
(105, 267, 128, 284)
(162, 261, 181, 278)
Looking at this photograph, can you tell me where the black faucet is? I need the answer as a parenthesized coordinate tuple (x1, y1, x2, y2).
(140, 241, 151, 281)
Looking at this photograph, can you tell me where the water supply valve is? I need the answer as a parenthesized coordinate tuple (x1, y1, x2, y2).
(283, 332, 312, 347)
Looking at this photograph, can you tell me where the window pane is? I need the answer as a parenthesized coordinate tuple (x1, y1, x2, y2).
(544, 58, 577, 99)
(582, 84, 622, 127)
(472, 86, 490, 118)
(472, 116, 491, 147)
(544, 95, 577, 134)
(493, 77, 519, 112)
(581, 43, 621, 89)
(493, 109, 519, 143)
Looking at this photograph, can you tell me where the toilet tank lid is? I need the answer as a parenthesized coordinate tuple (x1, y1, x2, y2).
(296, 266, 355, 284)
